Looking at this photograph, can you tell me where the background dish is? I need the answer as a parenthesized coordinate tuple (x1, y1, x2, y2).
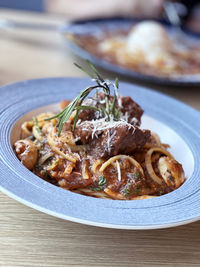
(64, 18, 200, 86)
(0, 77, 200, 229)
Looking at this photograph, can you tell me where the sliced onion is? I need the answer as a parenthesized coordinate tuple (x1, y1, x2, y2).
(145, 147, 174, 184)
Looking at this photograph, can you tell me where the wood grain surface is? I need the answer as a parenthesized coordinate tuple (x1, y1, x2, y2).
(0, 9, 200, 267)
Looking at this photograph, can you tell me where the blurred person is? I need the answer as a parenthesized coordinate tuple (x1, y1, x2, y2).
(186, 6, 200, 34)
(182, 0, 200, 34)
(45, 0, 165, 20)
(0, 0, 199, 33)
(45, 0, 200, 33)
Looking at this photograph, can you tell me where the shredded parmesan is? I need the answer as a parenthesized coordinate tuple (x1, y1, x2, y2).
(99, 99, 106, 104)
(76, 119, 82, 126)
(106, 129, 117, 153)
(131, 117, 138, 124)
(116, 160, 121, 182)
(117, 96, 122, 108)
(100, 155, 144, 174)
(81, 115, 135, 140)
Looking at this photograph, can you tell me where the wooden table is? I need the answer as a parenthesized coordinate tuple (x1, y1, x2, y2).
(0, 9, 200, 267)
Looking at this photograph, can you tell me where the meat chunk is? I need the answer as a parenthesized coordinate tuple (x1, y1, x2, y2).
(74, 122, 94, 144)
(74, 93, 144, 145)
(78, 108, 96, 122)
(77, 94, 143, 126)
(120, 96, 143, 126)
(89, 124, 151, 159)
(77, 98, 99, 121)
(98, 93, 143, 125)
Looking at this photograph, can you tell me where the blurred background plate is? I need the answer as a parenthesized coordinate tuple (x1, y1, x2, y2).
(63, 18, 200, 86)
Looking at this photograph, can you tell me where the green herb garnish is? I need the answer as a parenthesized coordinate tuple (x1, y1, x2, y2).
(132, 171, 142, 181)
(168, 175, 174, 181)
(123, 188, 131, 196)
(90, 176, 107, 191)
(33, 116, 41, 134)
(55, 159, 59, 165)
(45, 61, 120, 135)
(123, 186, 141, 197)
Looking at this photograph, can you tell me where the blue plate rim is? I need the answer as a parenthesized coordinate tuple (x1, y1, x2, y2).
(0, 77, 200, 229)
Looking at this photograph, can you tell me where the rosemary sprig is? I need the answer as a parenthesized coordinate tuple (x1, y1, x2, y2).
(45, 85, 99, 135)
(110, 78, 119, 118)
(72, 105, 99, 131)
(33, 116, 41, 134)
(74, 61, 111, 119)
(45, 61, 120, 135)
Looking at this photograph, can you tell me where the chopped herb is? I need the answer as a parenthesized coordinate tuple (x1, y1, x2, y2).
(33, 116, 41, 134)
(123, 188, 131, 196)
(132, 171, 142, 181)
(55, 159, 59, 166)
(123, 186, 141, 197)
(90, 187, 101, 192)
(90, 176, 107, 191)
(98, 176, 107, 186)
(168, 175, 174, 181)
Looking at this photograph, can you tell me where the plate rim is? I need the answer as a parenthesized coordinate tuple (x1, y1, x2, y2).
(0, 184, 199, 230)
(0, 77, 200, 229)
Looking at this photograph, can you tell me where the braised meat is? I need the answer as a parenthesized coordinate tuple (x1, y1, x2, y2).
(74, 122, 94, 144)
(75, 94, 144, 144)
(120, 96, 143, 125)
(89, 125, 151, 159)
(77, 99, 98, 121)
(77, 94, 143, 126)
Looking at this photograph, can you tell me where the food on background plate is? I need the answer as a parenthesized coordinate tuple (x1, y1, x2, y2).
(69, 21, 200, 78)
(14, 62, 185, 200)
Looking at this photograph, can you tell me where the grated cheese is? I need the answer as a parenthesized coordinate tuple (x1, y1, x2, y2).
(76, 119, 82, 126)
(77, 87, 139, 152)
(81, 114, 136, 139)
(106, 129, 117, 153)
(116, 160, 121, 182)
